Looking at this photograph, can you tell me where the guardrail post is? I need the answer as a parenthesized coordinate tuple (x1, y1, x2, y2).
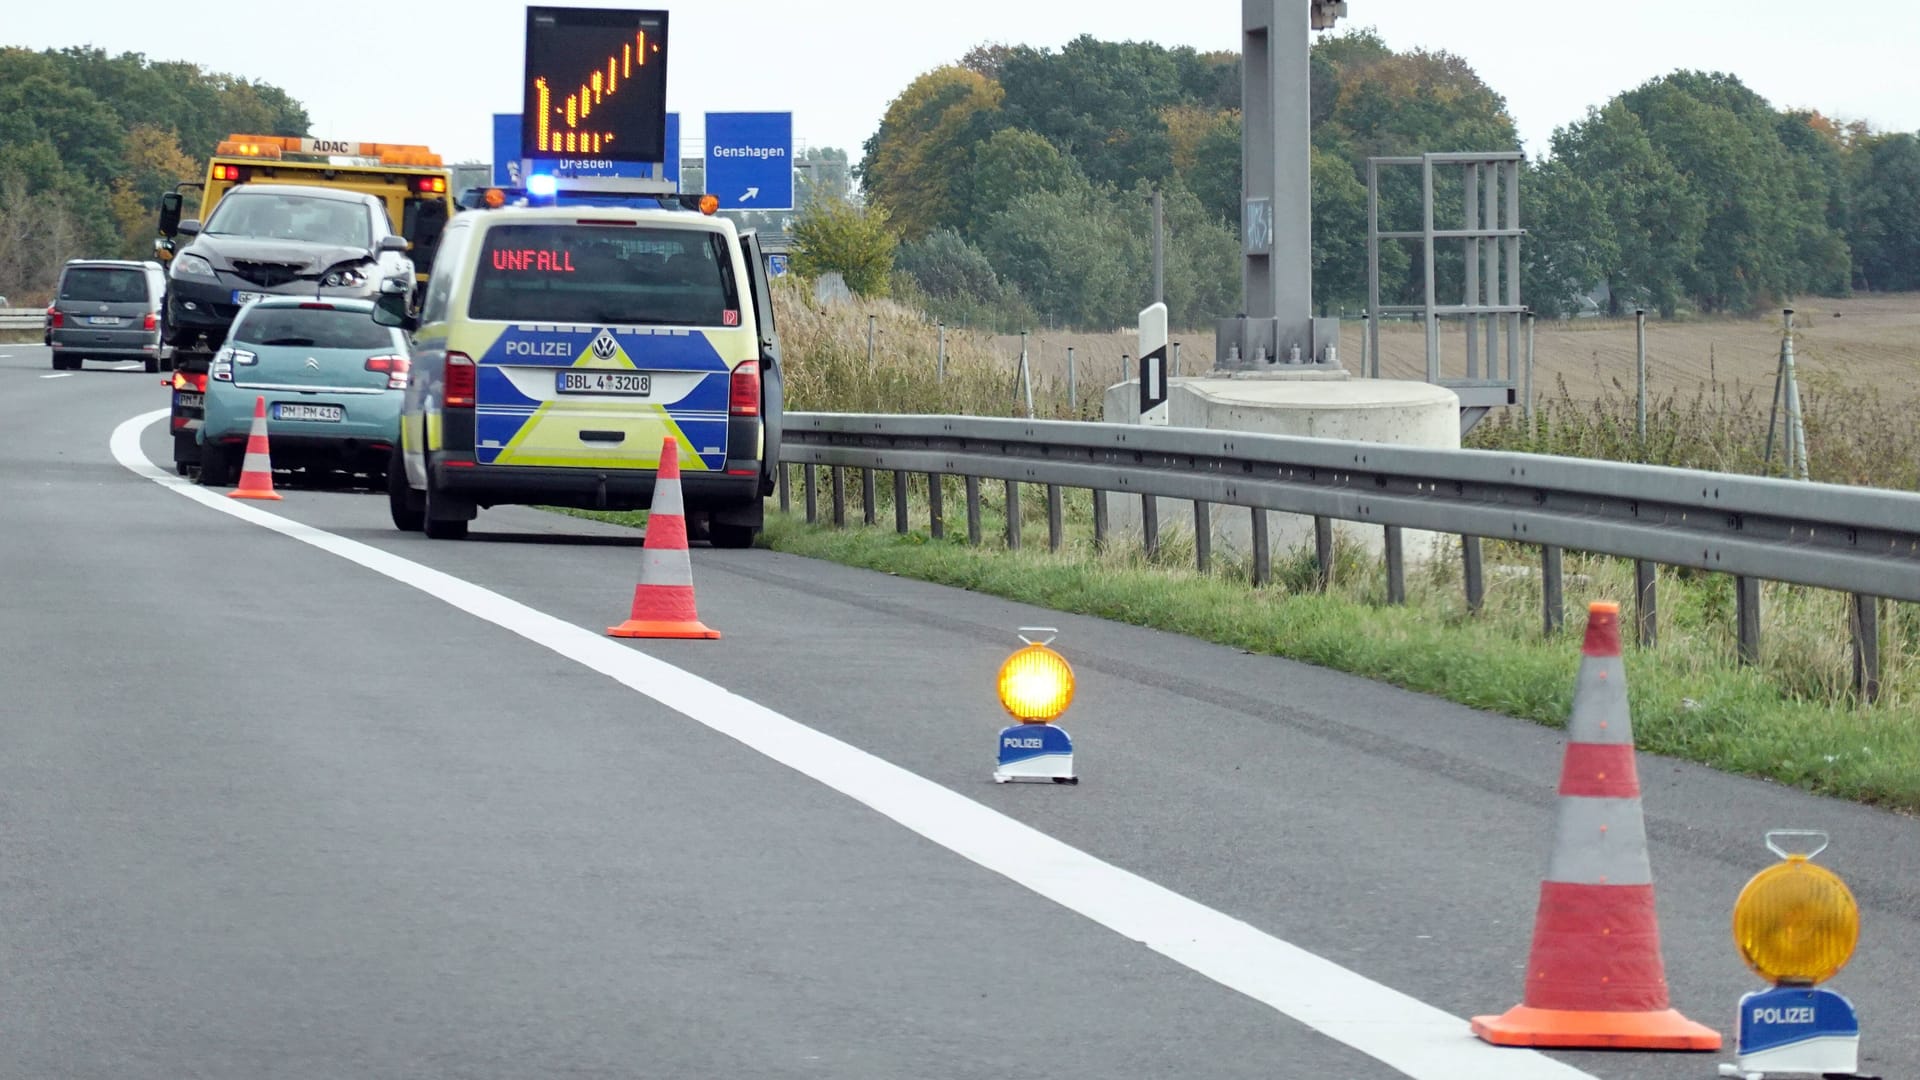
(778, 463, 791, 514)
(1142, 495, 1159, 560)
(1635, 561, 1658, 648)
(1005, 480, 1022, 550)
(1541, 545, 1564, 635)
(1092, 490, 1109, 552)
(804, 465, 818, 523)
(1313, 516, 1335, 591)
(1735, 576, 1761, 665)
(965, 475, 982, 546)
(1251, 510, 1271, 586)
(831, 467, 846, 528)
(1046, 484, 1063, 552)
(1850, 595, 1881, 704)
(927, 473, 944, 539)
(1462, 536, 1485, 614)
(862, 468, 877, 526)
(1195, 502, 1212, 572)
(1384, 526, 1405, 605)
(894, 471, 909, 534)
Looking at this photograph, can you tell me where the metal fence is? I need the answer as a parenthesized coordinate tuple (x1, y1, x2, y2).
(776, 413, 1920, 703)
(0, 308, 45, 331)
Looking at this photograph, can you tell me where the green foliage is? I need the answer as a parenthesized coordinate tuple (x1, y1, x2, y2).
(1847, 132, 1920, 291)
(893, 228, 1037, 333)
(0, 46, 308, 298)
(791, 198, 898, 298)
(856, 66, 1003, 241)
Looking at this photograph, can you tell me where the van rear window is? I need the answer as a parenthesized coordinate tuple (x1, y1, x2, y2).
(60, 268, 148, 303)
(468, 224, 739, 327)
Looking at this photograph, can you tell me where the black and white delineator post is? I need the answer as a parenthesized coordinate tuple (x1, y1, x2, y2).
(1139, 302, 1169, 427)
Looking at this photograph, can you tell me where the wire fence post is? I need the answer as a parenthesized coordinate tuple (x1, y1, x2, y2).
(1066, 346, 1077, 415)
(1018, 330, 1034, 417)
(866, 314, 876, 371)
(1523, 309, 1536, 437)
(1635, 308, 1648, 452)
(936, 322, 946, 384)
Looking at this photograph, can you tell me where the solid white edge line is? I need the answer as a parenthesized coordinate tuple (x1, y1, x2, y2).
(42, 373, 74, 379)
(110, 408, 1596, 1080)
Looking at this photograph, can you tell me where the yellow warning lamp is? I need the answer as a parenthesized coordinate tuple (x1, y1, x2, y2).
(996, 629, 1075, 724)
(483, 188, 507, 209)
(698, 194, 719, 215)
(1732, 830, 1859, 986)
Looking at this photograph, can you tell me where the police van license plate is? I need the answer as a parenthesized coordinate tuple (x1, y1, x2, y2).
(274, 403, 343, 422)
(557, 371, 651, 396)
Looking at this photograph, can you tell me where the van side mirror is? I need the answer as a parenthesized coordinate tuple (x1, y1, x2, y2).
(158, 192, 183, 237)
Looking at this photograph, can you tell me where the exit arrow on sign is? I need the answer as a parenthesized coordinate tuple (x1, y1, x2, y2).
(740, 187, 760, 201)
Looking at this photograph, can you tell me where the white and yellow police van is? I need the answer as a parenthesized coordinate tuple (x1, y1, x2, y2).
(372, 192, 783, 545)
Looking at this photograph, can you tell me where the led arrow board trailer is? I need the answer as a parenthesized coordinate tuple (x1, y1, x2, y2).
(522, 7, 670, 164)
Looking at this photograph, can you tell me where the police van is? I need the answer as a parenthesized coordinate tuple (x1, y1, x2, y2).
(372, 193, 783, 546)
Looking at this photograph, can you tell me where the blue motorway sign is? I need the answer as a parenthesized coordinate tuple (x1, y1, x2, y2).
(704, 112, 793, 211)
(767, 253, 789, 278)
(492, 112, 678, 186)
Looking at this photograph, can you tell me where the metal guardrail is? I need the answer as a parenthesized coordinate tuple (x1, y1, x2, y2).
(0, 308, 46, 331)
(777, 413, 1920, 703)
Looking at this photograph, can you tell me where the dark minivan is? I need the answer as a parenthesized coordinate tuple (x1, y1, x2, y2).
(49, 260, 169, 372)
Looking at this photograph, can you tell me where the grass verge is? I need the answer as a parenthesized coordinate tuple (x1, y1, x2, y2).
(554, 483, 1920, 814)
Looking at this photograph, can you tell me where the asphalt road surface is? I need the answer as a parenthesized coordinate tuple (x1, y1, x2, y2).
(3, 343, 1916, 1080)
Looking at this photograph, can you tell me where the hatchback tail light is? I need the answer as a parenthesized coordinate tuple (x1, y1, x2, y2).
(729, 360, 760, 417)
(444, 352, 476, 408)
(366, 354, 411, 389)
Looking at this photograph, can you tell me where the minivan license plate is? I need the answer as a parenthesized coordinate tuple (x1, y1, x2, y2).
(274, 403, 343, 422)
(557, 371, 651, 396)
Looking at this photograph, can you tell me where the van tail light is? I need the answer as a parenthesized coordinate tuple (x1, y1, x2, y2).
(50, 309, 64, 329)
(143, 312, 158, 331)
(444, 352, 476, 408)
(729, 360, 760, 417)
(366, 354, 411, 389)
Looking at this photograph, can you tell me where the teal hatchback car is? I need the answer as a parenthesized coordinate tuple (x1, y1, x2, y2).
(197, 297, 409, 489)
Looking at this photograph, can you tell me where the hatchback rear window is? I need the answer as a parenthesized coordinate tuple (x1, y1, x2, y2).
(468, 224, 739, 327)
(61, 268, 148, 303)
(232, 306, 397, 350)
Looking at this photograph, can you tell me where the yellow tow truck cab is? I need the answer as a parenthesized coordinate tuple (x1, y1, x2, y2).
(158, 135, 456, 288)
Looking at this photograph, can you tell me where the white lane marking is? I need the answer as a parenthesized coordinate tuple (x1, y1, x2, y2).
(111, 408, 1595, 1080)
(41, 373, 74, 379)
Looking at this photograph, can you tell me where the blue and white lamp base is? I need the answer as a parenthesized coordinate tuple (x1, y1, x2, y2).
(1717, 986, 1872, 1079)
(994, 723, 1076, 784)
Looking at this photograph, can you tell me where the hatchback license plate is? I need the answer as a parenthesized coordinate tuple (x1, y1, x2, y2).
(557, 370, 651, 396)
(232, 290, 268, 306)
(274, 403, 343, 422)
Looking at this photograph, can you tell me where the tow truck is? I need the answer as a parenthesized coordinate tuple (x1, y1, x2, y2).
(154, 135, 456, 474)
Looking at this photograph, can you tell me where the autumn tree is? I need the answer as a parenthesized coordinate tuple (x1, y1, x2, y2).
(857, 66, 1003, 241)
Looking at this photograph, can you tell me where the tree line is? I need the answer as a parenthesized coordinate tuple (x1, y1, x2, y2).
(0, 46, 308, 301)
(807, 30, 1920, 330)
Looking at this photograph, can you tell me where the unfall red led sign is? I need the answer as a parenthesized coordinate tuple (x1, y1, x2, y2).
(522, 6, 669, 164)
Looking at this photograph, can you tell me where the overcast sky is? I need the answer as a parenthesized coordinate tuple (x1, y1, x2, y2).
(10, 1, 1920, 167)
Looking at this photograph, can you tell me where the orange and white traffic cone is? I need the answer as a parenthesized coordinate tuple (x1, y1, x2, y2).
(227, 395, 283, 502)
(608, 437, 720, 640)
(1472, 601, 1720, 1051)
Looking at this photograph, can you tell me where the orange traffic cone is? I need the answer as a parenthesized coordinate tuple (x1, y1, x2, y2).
(608, 437, 720, 640)
(1471, 601, 1720, 1051)
(227, 395, 283, 501)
